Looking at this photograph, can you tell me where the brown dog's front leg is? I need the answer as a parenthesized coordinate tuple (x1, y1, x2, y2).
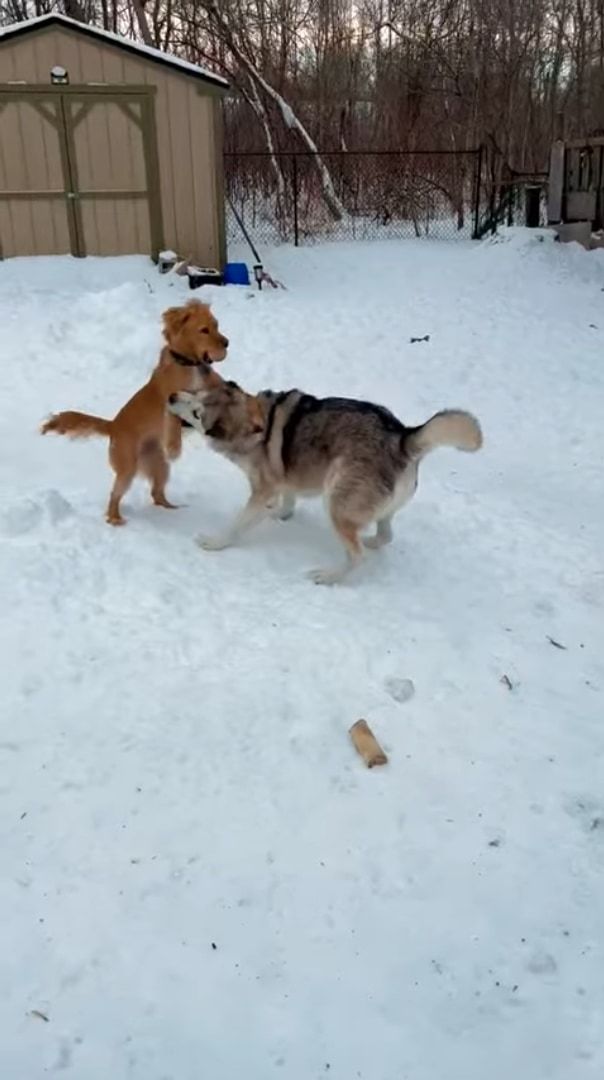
(164, 412, 184, 462)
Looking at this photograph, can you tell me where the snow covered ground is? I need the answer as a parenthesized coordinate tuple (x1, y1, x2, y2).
(0, 232, 602, 1079)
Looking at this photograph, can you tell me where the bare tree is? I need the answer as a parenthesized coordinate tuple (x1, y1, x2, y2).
(2, 0, 604, 219)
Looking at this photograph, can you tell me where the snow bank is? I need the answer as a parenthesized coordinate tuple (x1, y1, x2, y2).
(0, 237, 602, 1079)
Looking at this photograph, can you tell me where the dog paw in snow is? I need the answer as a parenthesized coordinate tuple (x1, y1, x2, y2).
(307, 566, 346, 586)
(196, 534, 231, 552)
(385, 677, 415, 704)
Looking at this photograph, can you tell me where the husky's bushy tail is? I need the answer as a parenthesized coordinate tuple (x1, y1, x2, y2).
(41, 411, 113, 439)
(405, 409, 482, 460)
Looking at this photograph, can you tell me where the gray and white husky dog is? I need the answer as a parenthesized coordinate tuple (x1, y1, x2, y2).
(169, 382, 482, 585)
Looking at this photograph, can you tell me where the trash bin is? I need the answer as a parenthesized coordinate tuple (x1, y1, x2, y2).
(224, 262, 250, 286)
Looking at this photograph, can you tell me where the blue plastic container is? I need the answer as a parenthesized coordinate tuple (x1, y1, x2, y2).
(223, 261, 250, 286)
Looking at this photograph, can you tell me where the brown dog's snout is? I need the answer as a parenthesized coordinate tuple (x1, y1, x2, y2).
(221, 336, 229, 348)
(168, 393, 178, 405)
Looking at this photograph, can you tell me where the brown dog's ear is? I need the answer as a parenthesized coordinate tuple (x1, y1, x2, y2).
(163, 300, 211, 339)
(162, 305, 190, 338)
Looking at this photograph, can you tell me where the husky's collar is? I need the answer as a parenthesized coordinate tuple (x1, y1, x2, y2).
(263, 397, 279, 445)
(169, 349, 208, 367)
(261, 390, 296, 446)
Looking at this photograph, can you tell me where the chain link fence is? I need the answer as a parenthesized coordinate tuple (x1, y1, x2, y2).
(224, 149, 484, 248)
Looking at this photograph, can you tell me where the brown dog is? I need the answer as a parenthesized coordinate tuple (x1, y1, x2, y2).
(41, 300, 228, 525)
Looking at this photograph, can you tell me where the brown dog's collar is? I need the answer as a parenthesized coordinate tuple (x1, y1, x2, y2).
(169, 348, 207, 367)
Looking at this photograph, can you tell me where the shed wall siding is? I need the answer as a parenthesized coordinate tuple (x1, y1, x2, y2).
(0, 26, 223, 264)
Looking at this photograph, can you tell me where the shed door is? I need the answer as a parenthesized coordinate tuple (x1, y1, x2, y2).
(65, 94, 154, 257)
(565, 147, 598, 223)
(0, 96, 73, 257)
(0, 89, 162, 259)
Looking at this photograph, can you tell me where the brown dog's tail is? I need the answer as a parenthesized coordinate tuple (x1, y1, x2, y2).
(41, 411, 113, 439)
(404, 410, 483, 460)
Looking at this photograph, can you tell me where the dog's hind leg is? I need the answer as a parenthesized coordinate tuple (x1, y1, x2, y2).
(106, 469, 136, 526)
(107, 442, 137, 525)
(140, 442, 178, 511)
(364, 515, 393, 550)
(308, 511, 365, 586)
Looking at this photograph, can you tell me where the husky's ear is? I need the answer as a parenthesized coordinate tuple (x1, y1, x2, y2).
(201, 388, 224, 408)
(202, 364, 224, 391)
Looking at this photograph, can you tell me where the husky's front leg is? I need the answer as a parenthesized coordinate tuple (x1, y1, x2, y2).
(270, 491, 296, 521)
(196, 491, 270, 552)
(277, 491, 296, 520)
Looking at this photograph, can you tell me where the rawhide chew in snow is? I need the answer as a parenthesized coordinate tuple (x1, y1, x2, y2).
(349, 720, 388, 768)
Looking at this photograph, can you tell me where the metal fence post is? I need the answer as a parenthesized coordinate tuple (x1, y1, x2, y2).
(292, 154, 299, 246)
(472, 145, 484, 239)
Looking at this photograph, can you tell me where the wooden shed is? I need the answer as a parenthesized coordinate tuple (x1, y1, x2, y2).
(0, 14, 228, 265)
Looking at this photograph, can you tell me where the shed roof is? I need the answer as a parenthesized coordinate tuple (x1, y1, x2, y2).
(0, 12, 228, 90)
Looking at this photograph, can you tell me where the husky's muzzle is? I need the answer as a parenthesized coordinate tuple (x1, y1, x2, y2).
(167, 391, 203, 428)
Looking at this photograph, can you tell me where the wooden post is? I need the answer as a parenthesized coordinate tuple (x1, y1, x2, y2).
(525, 185, 541, 228)
(472, 145, 484, 239)
(292, 154, 299, 247)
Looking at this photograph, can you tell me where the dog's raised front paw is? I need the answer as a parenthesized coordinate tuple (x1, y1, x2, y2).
(307, 566, 345, 586)
(277, 495, 296, 521)
(195, 534, 230, 552)
(270, 505, 295, 522)
(364, 535, 389, 550)
(153, 497, 180, 511)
